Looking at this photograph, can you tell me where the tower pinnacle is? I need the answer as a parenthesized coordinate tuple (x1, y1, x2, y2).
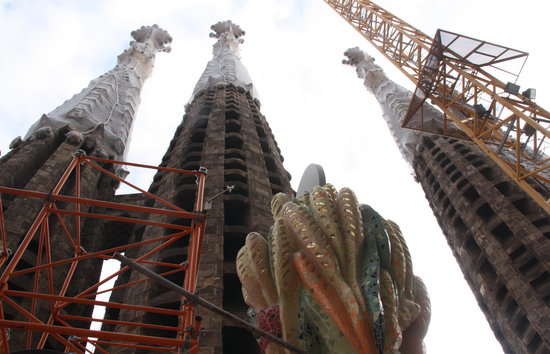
(343, 47, 424, 165)
(191, 20, 257, 100)
(24, 24, 172, 164)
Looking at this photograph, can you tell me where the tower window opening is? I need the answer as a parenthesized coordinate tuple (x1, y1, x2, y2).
(514, 315, 529, 336)
(445, 164, 457, 175)
(530, 271, 549, 291)
(505, 300, 518, 318)
(434, 152, 447, 163)
(491, 222, 513, 245)
(225, 110, 240, 120)
(532, 217, 549, 228)
(187, 144, 203, 153)
(225, 150, 245, 160)
(222, 326, 260, 354)
(269, 174, 281, 186)
(225, 134, 243, 149)
(191, 131, 206, 143)
(224, 199, 249, 226)
(453, 217, 467, 234)
(174, 187, 197, 212)
(479, 167, 494, 181)
(226, 98, 238, 106)
(512, 198, 533, 216)
(445, 204, 455, 218)
(198, 105, 211, 116)
(423, 138, 435, 149)
(472, 160, 484, 168)
(495, 285, 508, 303)
(182, 155, 201, 164)
(527, 333, 543, 352)
(224, 160, 246, 171)
(225, 120, 241, 133)
(260, 141, 270, 153)
(518, 257, 538, 276)
(430, 148, 441, 157)
(455, 177, 468, 189)
(480, 259, 498, 283)
(223, 274, 250, 316)
(476, 203, 496, 221)
(463, 186, 480, 202)
(264, 156, 277, 173)
(142, 302, 180, 339)
(256, 127, 266, 138)
(464, 236, 481, 257)
(495, 182, 512, 196)
(194, 117, 208, 129)
(509, 245, 527, 260)
(457, 147, 472, 155)
(224, 232, 246, 262)
(465, 154, 477, 162)
(225, 172, 247, 184)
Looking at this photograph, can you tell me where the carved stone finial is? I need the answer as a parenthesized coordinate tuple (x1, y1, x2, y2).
(190, 20, 257, 100)
(342, 47, 381, 80)
(209, 20, 245, 42)
(130, 24, 172, 54)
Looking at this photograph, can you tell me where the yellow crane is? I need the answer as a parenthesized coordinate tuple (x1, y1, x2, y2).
(324, 0, 550, 214)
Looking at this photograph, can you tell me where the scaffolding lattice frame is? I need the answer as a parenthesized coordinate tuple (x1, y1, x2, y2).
(0, 153, 207, 353)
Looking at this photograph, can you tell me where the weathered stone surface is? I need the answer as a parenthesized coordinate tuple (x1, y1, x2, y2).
(413, 136, 550, 353)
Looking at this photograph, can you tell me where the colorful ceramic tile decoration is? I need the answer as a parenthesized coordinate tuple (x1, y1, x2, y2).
(236, 185, 431, 354)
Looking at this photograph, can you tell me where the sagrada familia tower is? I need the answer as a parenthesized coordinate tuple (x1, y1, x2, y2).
(343, 48, 549, 354)
(0, 18, 548, 354)
(0, 21, 290, 353)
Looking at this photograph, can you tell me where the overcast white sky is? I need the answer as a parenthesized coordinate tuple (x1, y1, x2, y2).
(1, 1, 548, 353)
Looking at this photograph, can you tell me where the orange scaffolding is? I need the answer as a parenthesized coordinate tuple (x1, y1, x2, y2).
(0, 153, 207, 353)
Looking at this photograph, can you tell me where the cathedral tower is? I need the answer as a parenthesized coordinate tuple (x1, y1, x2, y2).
(106, 21, 292, 353)
(344, 48, 550, 353)
(0, 25, 171, 350)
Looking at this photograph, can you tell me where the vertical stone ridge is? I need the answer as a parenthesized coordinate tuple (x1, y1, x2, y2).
(191, 20, 258, 101)
(24, 25, 172, 163)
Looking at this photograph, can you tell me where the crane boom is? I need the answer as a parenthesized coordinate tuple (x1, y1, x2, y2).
(325, 0, 550, 214)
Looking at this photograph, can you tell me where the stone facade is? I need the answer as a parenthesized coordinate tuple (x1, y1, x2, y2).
(0, 26, 169, 351)
(345, 47, 550, 354)
(413, 136, 550, 353)
(106, 83, 292, 353)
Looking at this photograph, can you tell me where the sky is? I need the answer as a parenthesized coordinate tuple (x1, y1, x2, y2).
(1, 0, 549, 353)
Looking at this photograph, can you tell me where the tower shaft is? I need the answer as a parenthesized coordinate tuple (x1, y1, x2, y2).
(0, 25, 170, 351)
(345, 48, 550, 353)
(105, 21, 292, 353)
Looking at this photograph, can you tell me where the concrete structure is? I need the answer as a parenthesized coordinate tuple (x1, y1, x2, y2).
(345, 48, 550, 353)
(0, 25, 171, 351)
(104, 21, 292, 353)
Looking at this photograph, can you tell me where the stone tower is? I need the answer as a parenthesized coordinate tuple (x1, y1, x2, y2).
(344, 48, 550, 353)
(0, 25, 171, 350)
(105, 21, 292, 353)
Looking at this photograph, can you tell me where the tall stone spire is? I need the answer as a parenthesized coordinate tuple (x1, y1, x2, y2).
(104, 21, 292, 353)
(344, 47, 550, 353)
(24, 24, 172, 163)
(191, 20, 258, 100)
(343, 47, 447, 166)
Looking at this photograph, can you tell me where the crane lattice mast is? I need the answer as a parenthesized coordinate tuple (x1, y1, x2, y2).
(325, 0, 550, 214)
